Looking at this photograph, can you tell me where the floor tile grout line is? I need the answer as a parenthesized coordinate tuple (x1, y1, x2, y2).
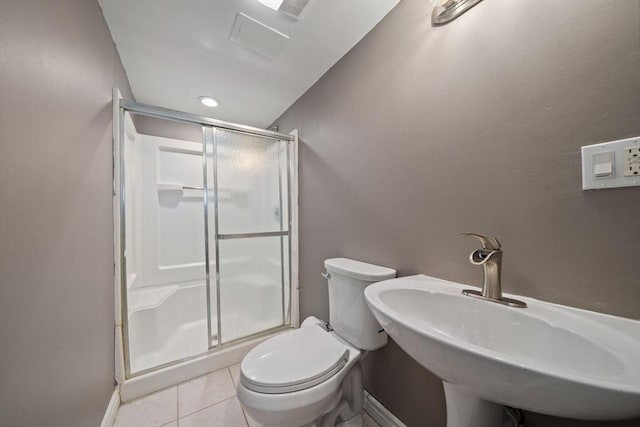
(123, 365, 235, 405)
(226, 366, 234, 383)
(177, 394, 240, 421)
(173, 365, 233, 396)
(116, 386, 179, 427)
(240, 408, 251, 427)
(176, 384, 180, 427)
(229, 366, 250, 427)
(119, 366, 242, 427)
(176, 367, 238, 419)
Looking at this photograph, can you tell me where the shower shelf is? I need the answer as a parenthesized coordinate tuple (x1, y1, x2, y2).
(157, 183, 203, 192)
(157, 183, 247, 203)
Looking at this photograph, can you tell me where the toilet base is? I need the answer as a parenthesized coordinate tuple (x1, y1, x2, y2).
(318, 363, 364, 427)
(336, 414, 363, 427)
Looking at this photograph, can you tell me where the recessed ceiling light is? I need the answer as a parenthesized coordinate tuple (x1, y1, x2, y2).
(431, 0, 483, 26)
(198, 96, 220, 107)
(257, 0, 284, 11)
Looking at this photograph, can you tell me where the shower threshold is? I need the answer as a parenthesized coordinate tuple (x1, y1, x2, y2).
(120, 326, 291, 402)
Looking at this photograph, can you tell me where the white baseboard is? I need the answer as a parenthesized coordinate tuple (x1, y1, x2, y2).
(364, 390, 406, 427)
(100, 387, 120, 427)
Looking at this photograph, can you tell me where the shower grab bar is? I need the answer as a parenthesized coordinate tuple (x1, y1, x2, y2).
(218, 231, 289, 240)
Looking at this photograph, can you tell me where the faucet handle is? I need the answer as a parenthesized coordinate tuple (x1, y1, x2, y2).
(461, 232, 502, 250)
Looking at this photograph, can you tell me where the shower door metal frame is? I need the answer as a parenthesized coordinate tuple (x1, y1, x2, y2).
(206, 127, 293, 349)
(113, 93, 298, 379)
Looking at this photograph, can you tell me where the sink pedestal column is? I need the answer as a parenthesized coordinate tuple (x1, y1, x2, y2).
(443, 382, 503, 427)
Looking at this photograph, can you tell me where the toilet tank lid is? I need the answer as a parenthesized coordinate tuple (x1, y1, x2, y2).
(324, 258, 396, 281)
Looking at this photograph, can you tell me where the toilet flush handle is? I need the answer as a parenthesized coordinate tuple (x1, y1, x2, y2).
(321, 271, 331, 280)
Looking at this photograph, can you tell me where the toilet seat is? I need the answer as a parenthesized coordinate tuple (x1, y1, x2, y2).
(241, 325, 349, 394)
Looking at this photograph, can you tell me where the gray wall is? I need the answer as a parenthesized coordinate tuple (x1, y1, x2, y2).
(0, 1, 133, 426)
(135, 115, 204, 143)
(272, 1, 640, 426)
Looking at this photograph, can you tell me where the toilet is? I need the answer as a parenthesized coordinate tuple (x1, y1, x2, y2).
(236, 258, 396, 427)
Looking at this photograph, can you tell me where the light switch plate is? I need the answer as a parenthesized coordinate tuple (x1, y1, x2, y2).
(581, 136, 640, 190)
(592, 151, 614, 178)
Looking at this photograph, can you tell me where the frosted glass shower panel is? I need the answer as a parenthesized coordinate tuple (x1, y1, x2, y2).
(218, 236, 289, 343)
(209, 129, 291, 344)
(215, 130, 289, 234)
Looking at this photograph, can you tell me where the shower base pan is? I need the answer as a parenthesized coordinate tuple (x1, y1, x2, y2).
(120, 328, 289, 402)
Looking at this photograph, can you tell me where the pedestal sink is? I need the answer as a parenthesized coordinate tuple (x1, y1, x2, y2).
(364, 275, 640, 427)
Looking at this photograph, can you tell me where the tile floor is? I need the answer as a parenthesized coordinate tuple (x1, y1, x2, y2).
(114, 363, 381, 427)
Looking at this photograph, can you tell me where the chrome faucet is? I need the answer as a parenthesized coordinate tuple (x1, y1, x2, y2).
(461, 233, 527, 308)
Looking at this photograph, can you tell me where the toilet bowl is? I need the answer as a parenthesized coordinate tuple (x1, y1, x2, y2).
(237, 318, 361, 426)
(236, 258, 396, 427)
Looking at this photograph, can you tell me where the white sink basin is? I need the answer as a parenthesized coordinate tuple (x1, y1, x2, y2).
(365, 275, 640, 427)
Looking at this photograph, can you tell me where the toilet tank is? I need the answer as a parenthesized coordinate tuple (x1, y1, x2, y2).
(324, 258, 396, 351)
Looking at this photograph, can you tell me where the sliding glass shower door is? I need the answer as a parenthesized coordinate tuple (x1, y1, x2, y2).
(205, 128, 291, 347)
(118, 100, 294, 378)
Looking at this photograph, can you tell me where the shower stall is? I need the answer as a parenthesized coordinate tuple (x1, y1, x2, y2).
(112, 90, 298, 398)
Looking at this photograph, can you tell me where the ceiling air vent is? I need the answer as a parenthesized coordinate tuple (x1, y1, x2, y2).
(229, 12, 290, 60)
(257, 0, 311, 20)
(280, 0, 312, 19)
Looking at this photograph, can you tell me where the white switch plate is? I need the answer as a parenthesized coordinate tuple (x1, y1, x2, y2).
(582, 136, 640, 190)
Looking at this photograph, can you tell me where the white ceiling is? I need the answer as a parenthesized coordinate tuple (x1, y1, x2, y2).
(100, 0, 399, 128)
